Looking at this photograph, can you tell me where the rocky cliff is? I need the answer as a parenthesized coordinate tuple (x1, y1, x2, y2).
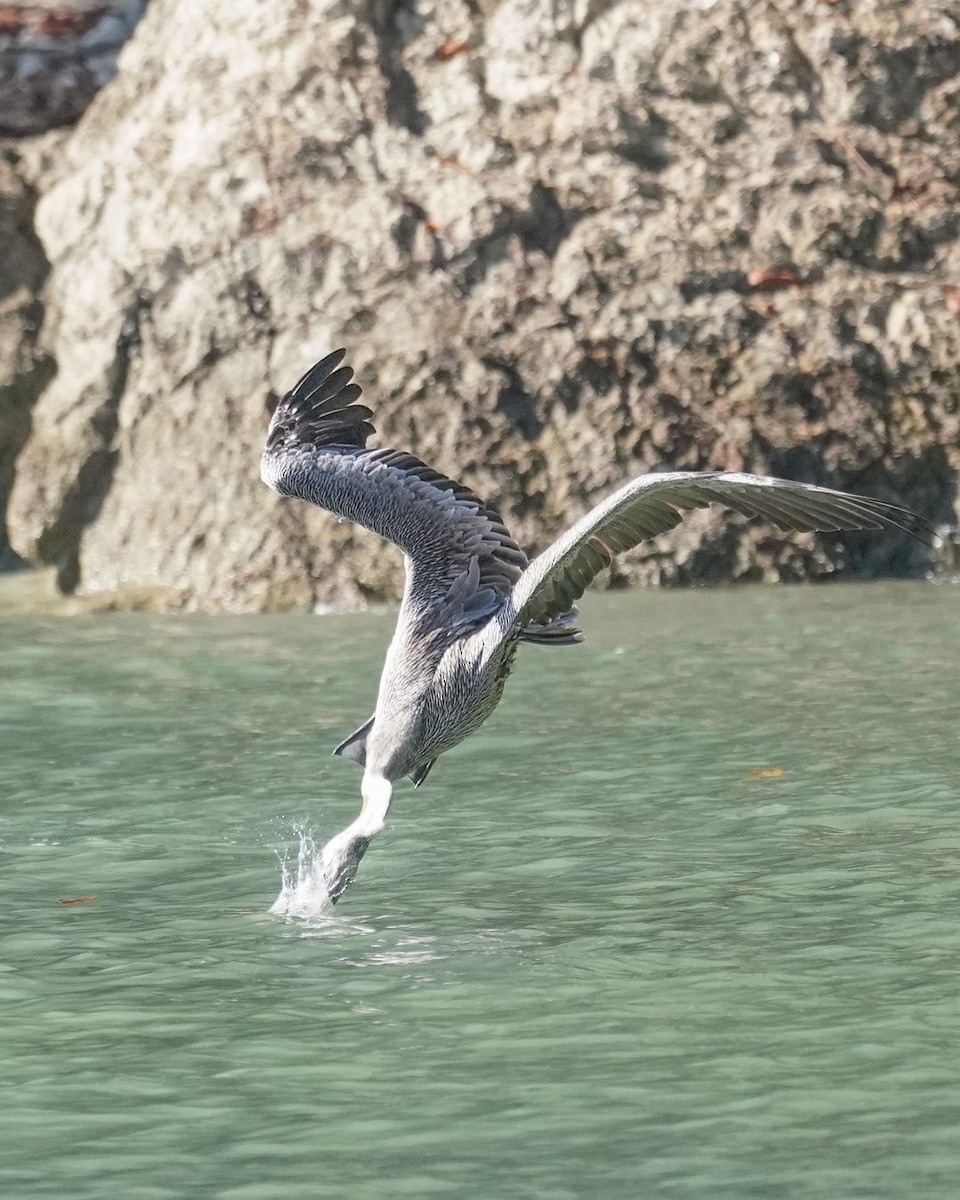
(0, 2, 148, 136)
(2, 0, 958, 611)
(0, 147, 52, 571)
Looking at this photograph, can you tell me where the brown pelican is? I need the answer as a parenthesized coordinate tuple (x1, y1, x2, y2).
(261, 349, 927, 905)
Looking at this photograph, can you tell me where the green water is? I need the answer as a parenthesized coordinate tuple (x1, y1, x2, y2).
(2, 584, 959, 1199)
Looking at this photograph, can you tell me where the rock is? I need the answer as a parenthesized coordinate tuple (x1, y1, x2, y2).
(0, 2, 149, 137)
(0, 146, 52, 571)
(5, 0, 960, 610)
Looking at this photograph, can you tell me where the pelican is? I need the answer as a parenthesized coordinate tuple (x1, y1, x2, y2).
(261, 349, 927, 904)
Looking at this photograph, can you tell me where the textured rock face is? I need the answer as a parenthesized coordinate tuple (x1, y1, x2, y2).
(0, 148, 52, 570)
(5, 0, 960, 610)
(0, 1, 149, 137)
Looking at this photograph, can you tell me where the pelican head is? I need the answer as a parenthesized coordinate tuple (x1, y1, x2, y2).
(319, 773, 393, 904)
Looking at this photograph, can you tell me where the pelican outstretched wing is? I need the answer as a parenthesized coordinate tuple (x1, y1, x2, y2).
(509, 471, 931, 627)
(262, 350, 528, 625)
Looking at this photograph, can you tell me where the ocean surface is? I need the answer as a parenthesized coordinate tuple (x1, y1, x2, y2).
(1, 583, 959, 1199)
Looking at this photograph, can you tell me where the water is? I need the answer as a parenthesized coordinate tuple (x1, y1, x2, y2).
(2, 583, 959, 1199)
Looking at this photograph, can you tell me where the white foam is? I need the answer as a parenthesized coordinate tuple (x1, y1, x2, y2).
(270, 824, 336, 922)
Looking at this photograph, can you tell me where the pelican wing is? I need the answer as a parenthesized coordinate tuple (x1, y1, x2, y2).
(261, 350, 528, 621)
(510, 471, 930, 627)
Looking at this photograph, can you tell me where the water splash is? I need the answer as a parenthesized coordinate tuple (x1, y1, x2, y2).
(270, 823, 336, 922)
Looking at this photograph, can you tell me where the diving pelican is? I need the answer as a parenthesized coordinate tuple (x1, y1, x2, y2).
(261, 350, 927, 904)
